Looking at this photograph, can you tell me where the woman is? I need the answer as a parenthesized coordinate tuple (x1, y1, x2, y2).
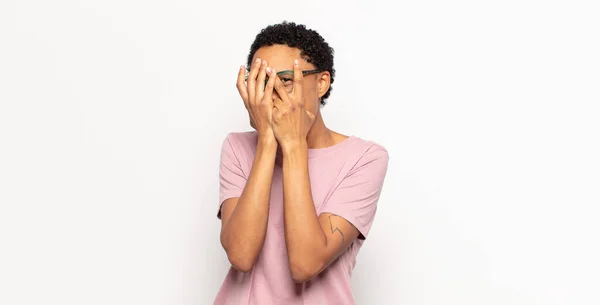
(215, 21, 389, 305)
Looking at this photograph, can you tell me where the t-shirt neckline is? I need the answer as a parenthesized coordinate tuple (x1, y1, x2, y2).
(274, 135, 357, 160)
(307, 135, 356, 159)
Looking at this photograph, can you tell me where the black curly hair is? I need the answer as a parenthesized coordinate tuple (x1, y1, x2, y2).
(246, 21, 335, 106)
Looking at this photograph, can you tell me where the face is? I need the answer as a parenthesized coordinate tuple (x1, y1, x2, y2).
(249, 44, 330, 125)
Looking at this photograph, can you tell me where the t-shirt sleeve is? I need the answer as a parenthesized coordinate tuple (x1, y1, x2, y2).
(320, 145, 389, 240)
(217, 134, 247, 219)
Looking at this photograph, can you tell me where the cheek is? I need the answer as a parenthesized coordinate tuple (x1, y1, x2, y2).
(302, 87, 320, 110)
(303, 86, 319, 100)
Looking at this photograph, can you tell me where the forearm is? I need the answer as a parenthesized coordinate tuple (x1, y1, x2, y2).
(221, 136, 277, 269)
(281, 141, 327, 276)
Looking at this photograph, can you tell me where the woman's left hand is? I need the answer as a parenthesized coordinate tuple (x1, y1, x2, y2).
(271, 59, 316, 150)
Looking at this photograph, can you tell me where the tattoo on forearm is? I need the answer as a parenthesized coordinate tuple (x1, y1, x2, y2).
(328, 214, 345, 244)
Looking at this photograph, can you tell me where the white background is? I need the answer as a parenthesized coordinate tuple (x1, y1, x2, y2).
(1, 0, 599, 304)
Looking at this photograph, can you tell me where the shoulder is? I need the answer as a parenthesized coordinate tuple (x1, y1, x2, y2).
(224, 130, 258, 144)
(223, 131, 258, 150)
(221, 131, 259, 164)
(348, 135, 389, 162)
(338, 136, 389, 179)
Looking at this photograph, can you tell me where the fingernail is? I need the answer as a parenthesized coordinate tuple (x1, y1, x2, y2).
(266, 67, 271, 73)
(255, 58, 261, 63)
(294, 59, 299, 66)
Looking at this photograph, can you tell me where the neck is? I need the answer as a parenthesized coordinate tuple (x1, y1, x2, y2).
(305, 112, 335, 149)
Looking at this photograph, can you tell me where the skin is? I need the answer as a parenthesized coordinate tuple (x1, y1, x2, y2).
(220, 44, 361, 283)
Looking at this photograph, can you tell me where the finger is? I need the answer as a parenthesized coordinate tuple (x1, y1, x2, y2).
(247, 58, 261, 103)
(263, 67, 277, 105)
(292, 59, 303, 97)
(237, 65, 249, 107)
(255, 60, 268, 101)
(305, 109, 316, 121)
(272, 96, 284, 110)
(272, 106, 279, 121)
(272, 97, 284, 121)
(273, 76, 292, 104)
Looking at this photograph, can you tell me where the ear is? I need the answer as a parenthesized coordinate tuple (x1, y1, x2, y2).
(317, 71, 331, 99)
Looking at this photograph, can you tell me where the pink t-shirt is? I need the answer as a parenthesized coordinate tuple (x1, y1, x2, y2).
(214, 131, 389, 305)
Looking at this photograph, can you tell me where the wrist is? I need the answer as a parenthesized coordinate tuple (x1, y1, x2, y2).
(257, 133, 278, 149)
(281, 138, 307, 156)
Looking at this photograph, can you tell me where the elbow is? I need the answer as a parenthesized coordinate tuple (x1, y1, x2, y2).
(226, 251, 256, 273)
(221, 238, 256, 273)
(289, 257, 324, 283)
(290, 270, 312, 284)
(229, 256, 255, 273)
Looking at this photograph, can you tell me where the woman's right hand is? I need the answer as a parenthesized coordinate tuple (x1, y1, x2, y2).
(237, 58, 277, 140)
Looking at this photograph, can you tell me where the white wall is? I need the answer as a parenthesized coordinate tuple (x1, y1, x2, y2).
(1, 0, 598, 304)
